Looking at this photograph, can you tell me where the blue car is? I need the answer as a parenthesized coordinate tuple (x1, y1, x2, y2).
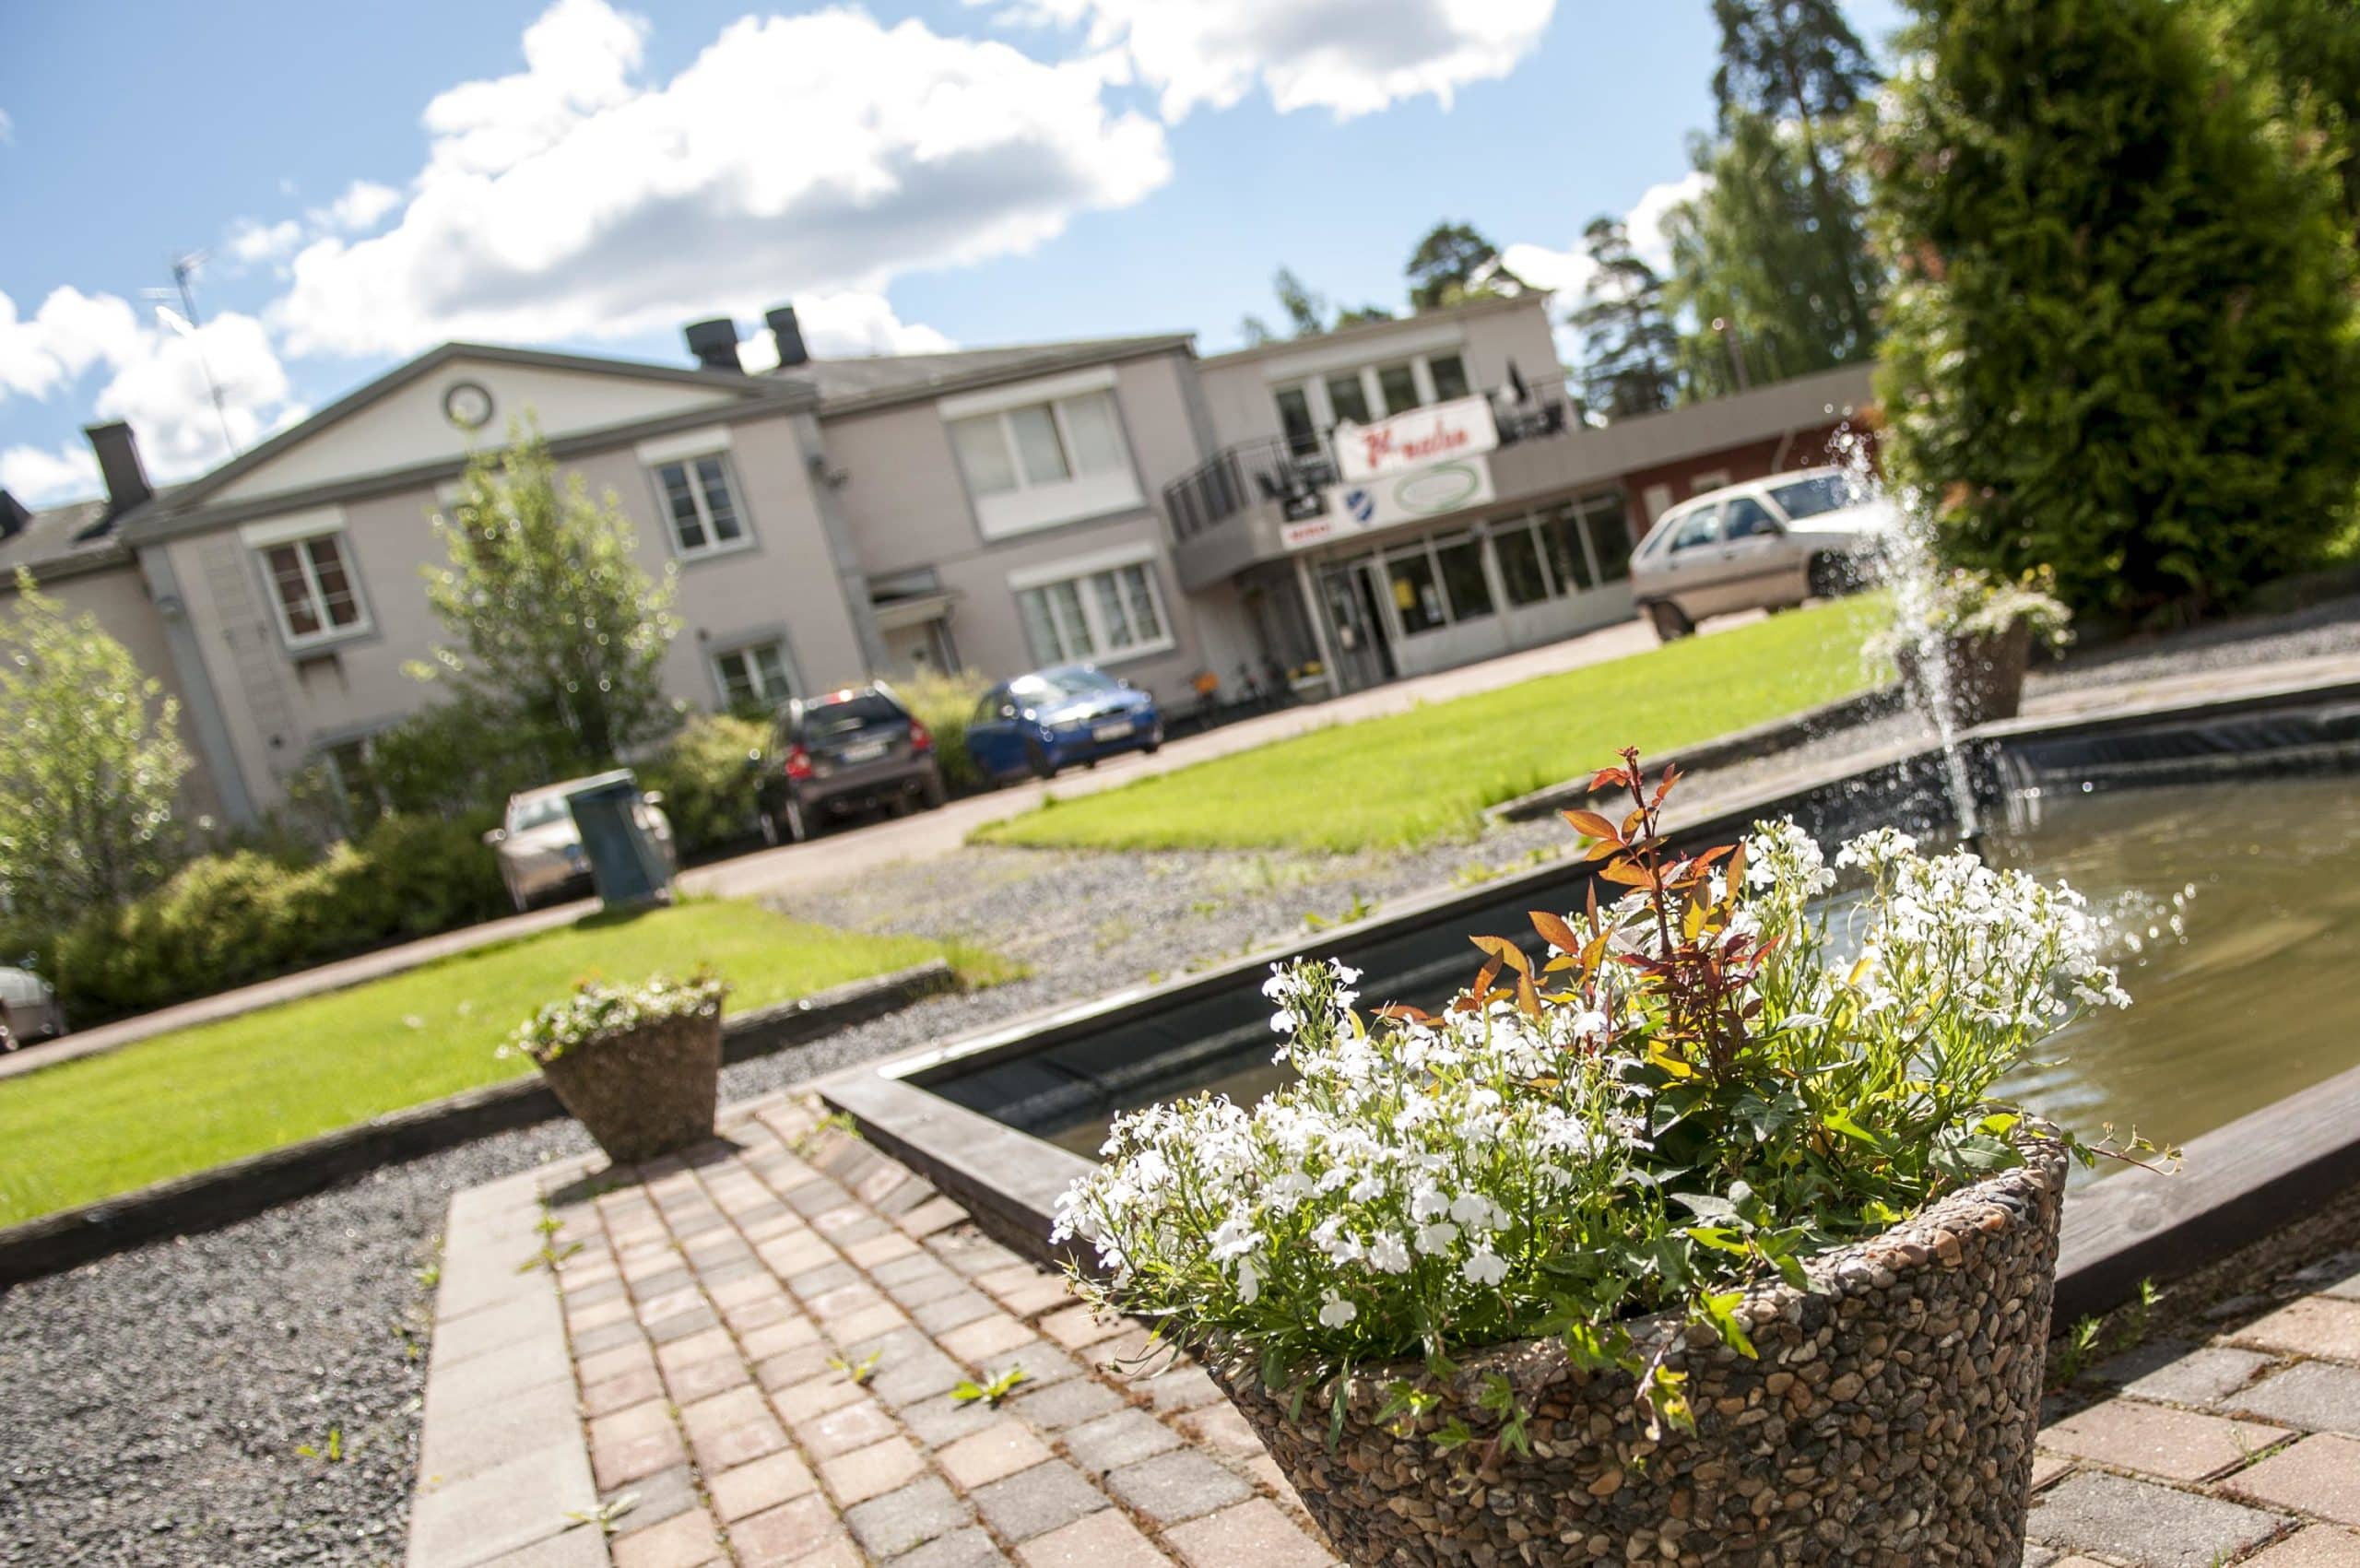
(966, 665, 1164, 783)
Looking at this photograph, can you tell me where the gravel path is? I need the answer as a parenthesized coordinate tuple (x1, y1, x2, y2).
(6, 594, 2354, 1566)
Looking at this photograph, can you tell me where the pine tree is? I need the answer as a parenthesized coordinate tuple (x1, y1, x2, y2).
(1874, 0, 2360, 623)
(2211, 0, 2360, 224)
(414, 422, 680, 759)
(1711, 0, 1882, 352)
(0, 569, 191, 927)
(1574, 218, 1682, 417)
(1406, 221, 1516, 310)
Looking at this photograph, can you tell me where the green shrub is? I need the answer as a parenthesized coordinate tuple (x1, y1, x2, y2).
(636, 713, 767, 855)
(42, 810, 504, 1021)
(894, 669, 992, 792)
(367, 701, 589, 819)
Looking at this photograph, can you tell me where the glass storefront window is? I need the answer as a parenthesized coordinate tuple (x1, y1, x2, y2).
(1375, 360, 1421, 416)
(1387, 548, 1446, 635)
(1328, 371, 1373, 426)
(1429, 353, 1471, 403)
(1494, 524, 1552, 607)
(1544, 504, 1596, 593)
(1435, 534, 1494, 620)
(1587, 494, 1635, 581)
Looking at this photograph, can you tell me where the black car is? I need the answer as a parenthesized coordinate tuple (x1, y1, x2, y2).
(755, 684, 946, 843)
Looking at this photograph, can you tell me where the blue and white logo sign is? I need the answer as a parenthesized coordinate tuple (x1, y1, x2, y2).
(1344, 488, 1376, 524)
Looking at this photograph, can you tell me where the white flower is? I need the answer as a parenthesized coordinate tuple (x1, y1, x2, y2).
(1415, 1221, 1460, 1256)
(1317, 1292, 1358, 1328)
(1366, 1233, 1411, 1274)
(1460, 1247, 1509, 1287)
(1410, 1185, 1450, 1222)
(1447, 1192, 1499, 1230)
(1208, 1212, 1260, 1263)
(1235, 1257, 1260, 1303)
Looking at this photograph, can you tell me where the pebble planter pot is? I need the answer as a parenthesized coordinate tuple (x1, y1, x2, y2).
(534, 1011, 722, 1163)
(1902, 620, 2034, 729)
(1208, 1141, 2067, 1567)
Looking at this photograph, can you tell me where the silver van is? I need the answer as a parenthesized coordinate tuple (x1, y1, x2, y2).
(1629, 468, 1894, 640)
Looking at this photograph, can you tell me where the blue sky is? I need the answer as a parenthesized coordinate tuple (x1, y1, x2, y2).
(0, 0, 1906, 505)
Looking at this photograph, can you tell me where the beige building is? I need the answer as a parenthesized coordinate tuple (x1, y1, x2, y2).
(0, 294, 1870, 827)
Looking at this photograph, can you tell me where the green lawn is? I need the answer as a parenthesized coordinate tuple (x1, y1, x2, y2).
(0, 900, 1012, 1225)
(977, 596, 1892, 855)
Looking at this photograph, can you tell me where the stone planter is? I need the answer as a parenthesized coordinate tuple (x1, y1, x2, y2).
(1207, 1141, 2067, 1567)
(532, 1010, 722, 1163)
(1901, 619, 2034, 729)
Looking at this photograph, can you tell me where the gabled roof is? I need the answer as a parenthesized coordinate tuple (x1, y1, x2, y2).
(1194, 291, 1550, 371)
(150, 340, 809, 520)
(0, 497, 136, 588)
(790, 333, 1194, 415)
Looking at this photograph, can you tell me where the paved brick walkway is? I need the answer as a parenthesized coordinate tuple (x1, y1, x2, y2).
(408, 1093, 2360, 1568)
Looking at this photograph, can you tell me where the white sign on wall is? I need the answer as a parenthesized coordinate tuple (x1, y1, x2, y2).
(1280, 456, 1496, 551)
(1332, 395, 1499, 484)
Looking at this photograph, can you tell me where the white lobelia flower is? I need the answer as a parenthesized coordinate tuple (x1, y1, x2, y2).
(1447, 1192, 1500, 1231)
(1410, 1185, 1450, 1222)
(1235, 1257, 1261, 1303)
(1415, 1221, 1460, 1256)
(1461, 1247, 1509, 1287)
(1366, 1232, 1412, 1274)
(1317, 1292, 1358, 1328)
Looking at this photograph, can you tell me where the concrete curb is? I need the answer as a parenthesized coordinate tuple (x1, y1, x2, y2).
(1483, 686, 1905, 824)
(0, 961, 953, 1288)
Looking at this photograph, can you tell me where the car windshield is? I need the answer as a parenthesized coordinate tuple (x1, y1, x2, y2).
(803, 692, 902, 740)
(1768, 475, 1860, 521)
(509, 795, 571, 831)
(1013, 668, 1119, 703)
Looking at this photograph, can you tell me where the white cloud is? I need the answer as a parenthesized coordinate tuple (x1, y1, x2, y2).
(0, 442, 100, 505)
(1501, 171, 1712, 371)
(273, 0, 1168, 359)
(735, 291, 957, 371)
(227, 218, 306, 266)
(995, 0, 1553, 121)
(0, 288, 143, 401)
(316, 179, 403, 233)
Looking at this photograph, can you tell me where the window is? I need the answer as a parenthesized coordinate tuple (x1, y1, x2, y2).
(1769, 474, 1858, 521)
(1434, 534, 1494, 620)
(1668, 505, 1723, 552)
(1375, 360, 1421, 416)
(653, 454, 747, 557)
(1428, 352, 1472, 403)
(949, 390, 1129, 500)
(1274, 385, 1318, 456)
(1689, 469, 1730, 497)
(714, 640, 794, 713)
(262, 533, 366, 645)
(1724, 497, 1780, 540)
(1494, 524, 1552, 607)
(322, 737, 387, 830)
(1016, 560, 1172, 666)
(1386, 547, 1446, 635)
(1586, 495, 1635, 581)
(1326, 371, 1373, 426)
(1541, 505, 1597, 593)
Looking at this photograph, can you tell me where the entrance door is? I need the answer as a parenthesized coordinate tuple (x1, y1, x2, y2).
(1320, 560, 1395, 690)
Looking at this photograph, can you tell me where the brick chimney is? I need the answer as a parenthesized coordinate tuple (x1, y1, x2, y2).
(764, 305, 810, 369)
(683, 318, 742, 372)
(84, 421, 153, 521)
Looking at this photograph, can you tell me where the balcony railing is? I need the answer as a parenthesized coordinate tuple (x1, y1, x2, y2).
(1162, 386, 1578, 542)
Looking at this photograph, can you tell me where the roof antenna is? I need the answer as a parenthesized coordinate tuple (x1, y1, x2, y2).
(145, 251, 239, 455)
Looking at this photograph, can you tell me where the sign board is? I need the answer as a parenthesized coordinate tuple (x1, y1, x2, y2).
(1280, 455, 1495, 551)
(1332, 395, 1498, 484)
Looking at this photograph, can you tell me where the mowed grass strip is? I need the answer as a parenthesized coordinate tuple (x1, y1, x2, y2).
(0, 900, 1013, 1225)
(976, 596, 1891, 855)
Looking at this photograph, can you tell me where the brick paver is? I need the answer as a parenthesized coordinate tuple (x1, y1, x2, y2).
(409, 1091, 2360, 1568)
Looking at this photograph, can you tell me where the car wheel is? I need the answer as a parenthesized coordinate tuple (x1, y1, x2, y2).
(1144, 725, 1162, 756)
(758, 806, 780, 847)
(1809, 552, 1860, 599)
(1647, 601, 1694, 643)
(783, 796, 809, 843)
(922, 771, 947, 809)
(1025, 739, 1056, 781)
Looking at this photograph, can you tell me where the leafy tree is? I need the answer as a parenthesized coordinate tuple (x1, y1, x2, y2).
(0, 568, 191, 929)
(1666, 114, 1875, 395)
(414, 422, 680, 760)
(1873, 0, 2360, 623)
(1710, 0, 1882, 351)
(1241, 267, 1395, 344)
(1572, 217, 1682, 417)
(1406, 220, 1520, 310)
(2210, 0, 2360, 223)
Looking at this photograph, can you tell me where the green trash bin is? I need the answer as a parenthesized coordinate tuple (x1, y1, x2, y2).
(564, 771, 674, 912)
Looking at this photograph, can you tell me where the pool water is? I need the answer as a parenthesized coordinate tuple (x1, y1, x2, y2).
(1021, 775, 2360, 1164)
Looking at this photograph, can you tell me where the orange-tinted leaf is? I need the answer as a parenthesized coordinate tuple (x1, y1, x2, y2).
(1516, 973, 1541, 1020)
(1529, 910, 1582, 952)
(1472, 957, 1502, 998)
(1470, 934, 1532, 977)
(1585, 838, 1623, 864)
(1560, 808, 1622, 843)
(1375, 1003, 1435, 1023)
(1599, 860, 1658, 890)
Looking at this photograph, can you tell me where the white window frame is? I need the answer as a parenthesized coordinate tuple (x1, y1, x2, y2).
(241, 512, 372, 651)
(1007, 546, 1175, 667)
(709, 637, 797, 712)
(645, 448, 752, 561)
(941, 369, 1143, 540)
(1271, 346, 1476, 438)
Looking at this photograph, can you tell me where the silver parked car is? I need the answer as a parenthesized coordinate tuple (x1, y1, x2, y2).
(0, 965, 65, 1043)
(485, 775, 677, 913)
(1629, 468, 1894, 641)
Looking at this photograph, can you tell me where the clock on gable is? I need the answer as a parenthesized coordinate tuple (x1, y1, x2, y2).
(442, 380, 494, 431)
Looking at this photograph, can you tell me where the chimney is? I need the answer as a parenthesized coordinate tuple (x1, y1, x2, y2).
(0, 489, 29, 541)
(85, 421, 153, 521)
(684, 318, 742, 372)
(765, 305, 810, 369)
